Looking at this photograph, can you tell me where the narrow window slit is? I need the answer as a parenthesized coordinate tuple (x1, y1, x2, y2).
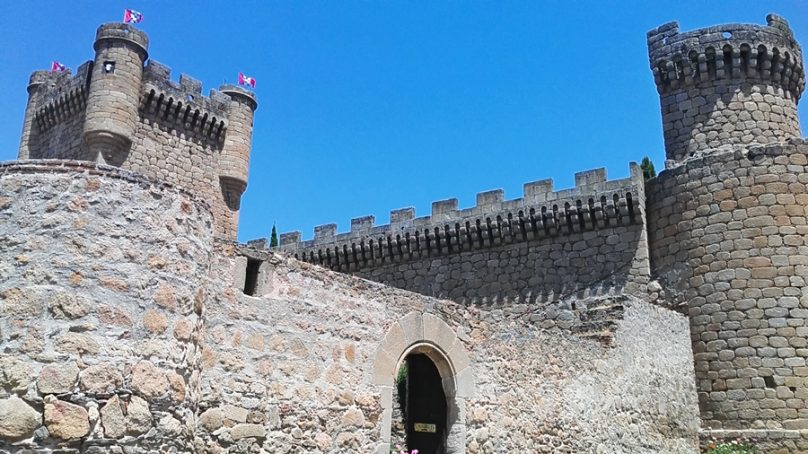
(243, 258, 260, 296)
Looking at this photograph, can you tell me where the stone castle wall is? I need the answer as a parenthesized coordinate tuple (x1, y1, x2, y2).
(0, 161, 214, 452)
(201, 247, 698, 453)
(0, 162, 699, 453)
(276, 165, 653, 316)
(648, 139, 808, 452)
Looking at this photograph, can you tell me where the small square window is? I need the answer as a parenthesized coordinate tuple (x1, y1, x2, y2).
(103, 61, 115, 74)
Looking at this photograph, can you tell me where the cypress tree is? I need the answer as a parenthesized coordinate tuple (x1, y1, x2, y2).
(270, 223, 279, 248)
(640, 156, 656, 180)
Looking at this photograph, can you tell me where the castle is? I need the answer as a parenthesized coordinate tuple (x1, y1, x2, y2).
(0, 12, 806, 454)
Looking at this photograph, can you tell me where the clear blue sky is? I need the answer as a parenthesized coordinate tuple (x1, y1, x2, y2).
(1, 1, 806, 243)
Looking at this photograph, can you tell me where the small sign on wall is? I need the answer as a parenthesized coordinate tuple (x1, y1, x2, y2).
(414, 423, 436, 433)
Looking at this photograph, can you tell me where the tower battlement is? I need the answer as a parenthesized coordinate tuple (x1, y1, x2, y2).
(28, 62, 92, 134)
(139, 62, 257, 147)
(647, 14, 804, 166)
(15, 22, 257, 240)
(648, 14, 804, 99)
(274, 163, 645, 273)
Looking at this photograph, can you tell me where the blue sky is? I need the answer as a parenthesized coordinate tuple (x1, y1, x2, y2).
(1, 1, 806, 243)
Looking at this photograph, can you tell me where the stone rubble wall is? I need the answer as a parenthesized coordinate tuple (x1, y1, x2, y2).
(0, 161, 700, 453)
(648, 138, 808, 452)
(199, 248, 698, 453)
(0, 161, 214, 453)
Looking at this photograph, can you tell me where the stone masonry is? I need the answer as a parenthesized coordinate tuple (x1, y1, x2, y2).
(17, 24, 257, 240)
(1, 11, 808, 454)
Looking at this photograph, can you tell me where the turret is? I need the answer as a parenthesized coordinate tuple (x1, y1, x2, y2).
(82, 23, 148, 165)
(17, 71, 53, 159)
(218, 84, 258, 237)
(648, 14, 805, 166)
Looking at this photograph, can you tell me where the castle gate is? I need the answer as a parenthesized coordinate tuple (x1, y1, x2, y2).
(372, 312, 473, 454)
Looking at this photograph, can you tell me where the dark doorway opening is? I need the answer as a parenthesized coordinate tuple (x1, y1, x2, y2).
(404, 353, 447, 454)
(243, 258, 260, 295)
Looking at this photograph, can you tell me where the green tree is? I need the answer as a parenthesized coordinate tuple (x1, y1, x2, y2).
(640, 156, 656, 180)
(270, 223, 279, 248)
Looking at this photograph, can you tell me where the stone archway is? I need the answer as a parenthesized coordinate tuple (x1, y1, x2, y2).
(372, 312, 473, 454)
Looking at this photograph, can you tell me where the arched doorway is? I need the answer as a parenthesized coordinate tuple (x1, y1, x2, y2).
(398, 353, 448, 454)
(373, 312, 473, 454)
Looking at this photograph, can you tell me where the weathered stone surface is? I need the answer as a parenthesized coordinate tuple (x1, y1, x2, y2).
(126, 396, 152, 435)
(173, 319, 194, 341)
(0, 287, 43, 317)
(80, 363, 124, 394)
(0, 396, 41, 439)
(143, 309, 168, 334)
(222, 404, 248, 423)
(314, 432, 333, 451)
(56, 332, 100, 355)
(167, 371, 186, 402)
(199, 408, 224, 431)
(37, 362, 79, 394)
(44, 399, 90, 439)
(341, 407, 365, 427)
(158, 414, 182, 436)
(100, 395, 126, 438)
(0, 356, 32, 393)
(154, 283, 177, 311)
(230, 423, 266, 440)
(48, 292, 90, 319)
(130, 360, 168, 399)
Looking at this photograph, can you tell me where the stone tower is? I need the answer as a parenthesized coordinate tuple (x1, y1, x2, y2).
(218, 84, 258, 216)
(647, 14, 808, 449)
(15, 22, 257, 240)
(648, 14, 803, 166)
(83, 24, 149, 165)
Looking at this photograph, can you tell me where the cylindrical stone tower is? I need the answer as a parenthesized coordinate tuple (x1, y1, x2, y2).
(648, 14, 808, 453)
(648, 14, 804, 166)
(17, 70, 52, 160)
(0, 160, 214, 451)
(218, 84, 258, 238)
(82, 23, 148, 165)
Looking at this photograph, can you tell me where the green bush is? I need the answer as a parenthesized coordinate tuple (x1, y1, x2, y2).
(705, 439, 757, 454)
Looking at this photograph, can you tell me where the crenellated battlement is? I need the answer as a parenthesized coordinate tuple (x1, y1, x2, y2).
(140, 61, 232, 145)
(29, 62, 92, 132)
(648, 13, 804, 164)
(272, 163, 645, 272)
(648, 14, 805, 100)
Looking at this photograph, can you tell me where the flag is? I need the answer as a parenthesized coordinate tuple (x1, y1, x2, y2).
(123, 9, 143, 24)
(238, 72, 256, 89)
(51, 61, 66, 72)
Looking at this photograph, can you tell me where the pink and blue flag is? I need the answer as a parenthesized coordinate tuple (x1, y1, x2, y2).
(238, 72, 256, 89)
(51, 61, 66, 72)
(123, 9, 143, 24)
